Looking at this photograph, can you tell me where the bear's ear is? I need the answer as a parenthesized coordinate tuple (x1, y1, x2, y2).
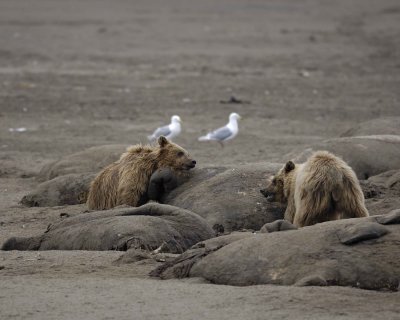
(158, 136, 169, 148)
(284, 160, 295, 173)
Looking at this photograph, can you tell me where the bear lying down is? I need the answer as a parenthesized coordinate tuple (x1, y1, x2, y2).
(261, 151, 369, 227)
(87, 136, 196, 210)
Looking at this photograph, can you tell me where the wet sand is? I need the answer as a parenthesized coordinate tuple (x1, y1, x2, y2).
(1, 0, 400, 319)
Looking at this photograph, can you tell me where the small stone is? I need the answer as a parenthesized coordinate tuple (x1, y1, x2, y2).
(219, 96, 250, 104)
(97, 27, 107, 33)
(299, 70, 311, 77)
(309, 35, 317, 42)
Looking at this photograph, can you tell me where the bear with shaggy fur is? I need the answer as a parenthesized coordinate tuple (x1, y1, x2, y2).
(260, 151, 369, 227)
(87, 136, 196, 210)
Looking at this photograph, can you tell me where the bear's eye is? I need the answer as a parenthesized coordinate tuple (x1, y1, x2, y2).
(177, 151, 184, 157)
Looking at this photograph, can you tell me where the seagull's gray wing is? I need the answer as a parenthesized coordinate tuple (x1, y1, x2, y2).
(208, 126, 233, 141)
(153, 125, 172, 138)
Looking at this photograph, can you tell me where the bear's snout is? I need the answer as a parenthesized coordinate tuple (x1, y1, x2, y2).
(187, 160, 196, 169)
(260, 188, 268, 197)
(260, 189, 275, 202)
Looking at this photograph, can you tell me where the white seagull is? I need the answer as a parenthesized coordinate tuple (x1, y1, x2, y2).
(148, 115, 182, 142)
(198, 112, 241, 147)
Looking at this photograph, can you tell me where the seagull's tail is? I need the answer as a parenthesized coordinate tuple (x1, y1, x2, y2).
(198, 135, 210, 141)
(147, 135, 156, 142)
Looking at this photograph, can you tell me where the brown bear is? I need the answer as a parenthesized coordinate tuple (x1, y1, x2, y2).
(260, 151, 369, 227)
(86, 136, 196, 210)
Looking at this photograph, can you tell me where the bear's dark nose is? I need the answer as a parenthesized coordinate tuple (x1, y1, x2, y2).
(186, 159, 196, 169)
(260, 189, 275, 202)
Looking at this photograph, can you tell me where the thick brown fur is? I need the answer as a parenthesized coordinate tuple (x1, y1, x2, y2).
(261, 151, 369, 227)
(86, 136, 196, 210)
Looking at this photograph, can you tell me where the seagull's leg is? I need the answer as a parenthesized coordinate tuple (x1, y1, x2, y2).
(218, 141, 224, 148)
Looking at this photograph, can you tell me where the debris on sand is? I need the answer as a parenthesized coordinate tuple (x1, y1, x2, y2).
(8, 127, 27, 133)
(299, 70, 311, 77)
(219, 96, 250, 104)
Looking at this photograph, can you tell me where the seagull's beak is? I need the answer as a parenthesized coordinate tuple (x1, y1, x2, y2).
(238, 115, 242, 120)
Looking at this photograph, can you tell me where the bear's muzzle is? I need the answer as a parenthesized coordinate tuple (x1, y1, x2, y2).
(260, 189, 275, 202)
(187, 160, 196, 169)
